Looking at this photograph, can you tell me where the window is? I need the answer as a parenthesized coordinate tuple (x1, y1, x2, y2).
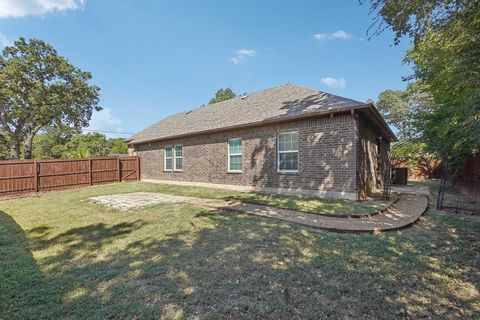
(277, 131, 299, 172)
(228, 138, 242, 172)
(174, 145, 183, 171)
(164, 146, 173, 171)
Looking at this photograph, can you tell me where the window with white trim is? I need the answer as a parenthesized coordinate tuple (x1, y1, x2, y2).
(228, 138, 242, 172)
(277, 131, 299, 172)
(164, 146, 173, 171)
(174, 145, 183, 171)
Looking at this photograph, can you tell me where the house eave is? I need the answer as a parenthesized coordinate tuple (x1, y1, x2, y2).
(129, 104, 373, 145)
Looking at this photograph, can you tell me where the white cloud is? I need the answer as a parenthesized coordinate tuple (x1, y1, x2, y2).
(0, 32, 12, 47)
(0, 0, 84, 18)
(312, 33, 328, 41)
(321, 77, 347, 89)
(231, 48, 256, 64)
(86, 107, 124, 137)
(330, 30, 351, 40)
(312, 30, 352, 42)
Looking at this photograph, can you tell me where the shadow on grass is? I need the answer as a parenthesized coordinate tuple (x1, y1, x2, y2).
(1, 208, 479, 319)
(0, 211, 62, 317)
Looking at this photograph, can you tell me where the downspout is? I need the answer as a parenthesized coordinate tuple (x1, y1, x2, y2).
(351, 109, 359, 201)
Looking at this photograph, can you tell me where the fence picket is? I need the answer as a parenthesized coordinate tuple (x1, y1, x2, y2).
(0, 156, 140, 196)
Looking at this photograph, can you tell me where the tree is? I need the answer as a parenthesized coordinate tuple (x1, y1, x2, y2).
(208, 88, 236, 104)
(64, 133, 110, 158)
(108, 138, 128, 154)
(363, 0, 480, 168)
(405, 15, 480, 165)
(362, 0, 476, 44)
(0, 38, 100, 159)
(0, 136, 8, 159)
(32, 130, 128, 159)
(375, 89, 412, 139)
(374, 82, 434, 140)
(33, 126, 79, 159)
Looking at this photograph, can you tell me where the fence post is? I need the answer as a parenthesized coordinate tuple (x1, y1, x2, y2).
(88, 158, 93, 186)
(117, 157, 121, 182)
(437, 159, 448, 210)
(33, 160, 39, 192)
(136, 156, 140, 181)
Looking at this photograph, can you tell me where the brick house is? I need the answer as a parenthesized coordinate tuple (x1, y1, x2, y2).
(127, 84, 396, 200)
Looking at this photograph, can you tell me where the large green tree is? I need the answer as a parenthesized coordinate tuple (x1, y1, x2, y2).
(363, 0, 480, 167)
(33, 126, 79, 159)
(208, 88, 236, 104)
(374, 82, 434, 140)
(108, 138, 129, 155)
(33, 128, 128, 159)
(64, 133, 110, 158)
(0, 38, 100, 159)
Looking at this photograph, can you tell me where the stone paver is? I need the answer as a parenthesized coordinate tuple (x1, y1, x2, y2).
(89, 192, 218, 211)
(221, 193, 428, 233)
(90, 190, 428, 233)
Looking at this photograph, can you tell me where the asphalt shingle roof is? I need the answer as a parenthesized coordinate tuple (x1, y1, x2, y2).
(128, 84, 375, 144)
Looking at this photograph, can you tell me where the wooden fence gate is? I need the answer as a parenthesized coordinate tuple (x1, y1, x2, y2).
(0, 156, 140, 196)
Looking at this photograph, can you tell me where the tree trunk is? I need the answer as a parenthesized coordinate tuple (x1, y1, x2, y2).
(9, 141, 20, 159)
(24, 133, 35, 159)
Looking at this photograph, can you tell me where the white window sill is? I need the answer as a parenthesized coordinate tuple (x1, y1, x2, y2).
(277, 170, 299, 174)
(227, 170, 242, 174)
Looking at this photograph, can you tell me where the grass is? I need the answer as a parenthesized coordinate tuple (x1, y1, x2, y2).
(228, 193, 383, 216)
(410, 179, 441, 194)
(1, 182, 479, 319)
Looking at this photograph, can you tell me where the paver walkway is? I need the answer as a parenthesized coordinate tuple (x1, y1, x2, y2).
(222, 193, 428, 233)
(90, 191, 428, 233)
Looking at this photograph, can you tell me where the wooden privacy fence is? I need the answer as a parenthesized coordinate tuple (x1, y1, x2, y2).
(0, 156, 140, 196)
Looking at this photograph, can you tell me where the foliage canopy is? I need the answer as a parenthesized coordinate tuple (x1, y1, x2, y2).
(208, 88, 236, 104)
(0, 38, 100, 159)
(365, 0, 480, 167)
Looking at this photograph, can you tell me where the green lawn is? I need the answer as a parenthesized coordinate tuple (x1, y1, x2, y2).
(1, 182, 479, 319)
(410, 179, 441, 194)
(228, 193, 384, 216)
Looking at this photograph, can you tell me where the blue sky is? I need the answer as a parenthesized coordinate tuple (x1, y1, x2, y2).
(0, 0, 412, 137)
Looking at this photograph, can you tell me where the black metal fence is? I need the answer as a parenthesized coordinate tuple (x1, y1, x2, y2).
(437, 161, 480, 214)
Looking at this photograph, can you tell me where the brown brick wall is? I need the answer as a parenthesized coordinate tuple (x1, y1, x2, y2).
(356, 115, 390, 198)
(135, 114, 358, 196)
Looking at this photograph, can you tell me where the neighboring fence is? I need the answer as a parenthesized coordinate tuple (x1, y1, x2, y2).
(0, 156, 140, 196)
(391, 157, 442, 180)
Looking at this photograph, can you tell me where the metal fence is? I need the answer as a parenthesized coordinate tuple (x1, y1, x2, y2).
(437, 161, 480, 214)
(0, 156, 140, 196)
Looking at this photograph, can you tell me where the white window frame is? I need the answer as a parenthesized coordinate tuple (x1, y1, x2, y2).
(277, 131, 299, 173)
(164, 146, 173, 171)
(227, 138, 243, 173)
(174, 145, 183, 172)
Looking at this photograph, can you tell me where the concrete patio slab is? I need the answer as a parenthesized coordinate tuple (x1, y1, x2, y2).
(89, 192, 217, 211)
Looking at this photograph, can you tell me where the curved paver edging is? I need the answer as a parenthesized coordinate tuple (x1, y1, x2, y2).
(221, 194, 429, 234)
(227, 196, 400, 219)
(370, 200, 430, 233)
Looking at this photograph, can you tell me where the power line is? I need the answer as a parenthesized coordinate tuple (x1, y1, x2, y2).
(81, 129, 135, 135)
